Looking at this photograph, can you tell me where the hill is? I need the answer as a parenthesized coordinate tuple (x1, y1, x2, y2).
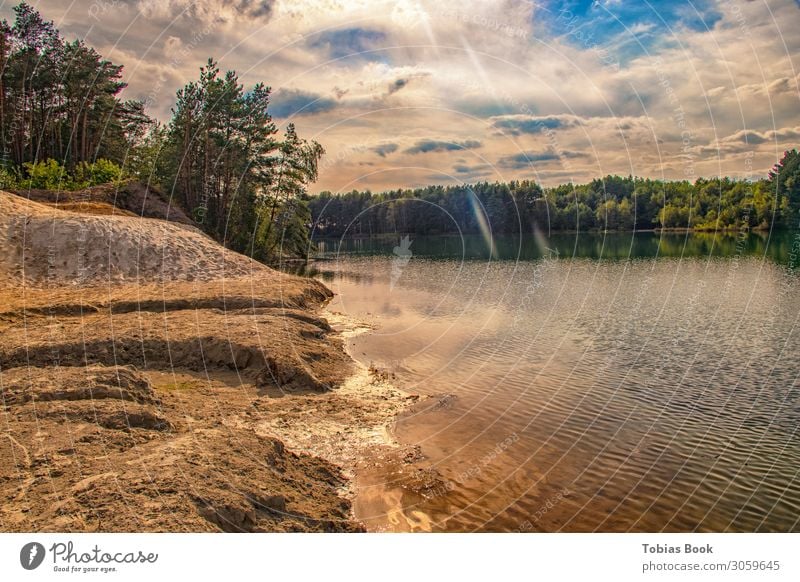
(0, 190, 258, 286)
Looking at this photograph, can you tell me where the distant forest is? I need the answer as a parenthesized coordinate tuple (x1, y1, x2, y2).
(310, 151, 800, 238)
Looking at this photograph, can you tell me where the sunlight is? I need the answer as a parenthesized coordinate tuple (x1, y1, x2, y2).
(467, 186, 497, 259)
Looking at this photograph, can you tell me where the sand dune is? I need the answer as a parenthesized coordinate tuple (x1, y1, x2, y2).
(0, 190, 265, 286)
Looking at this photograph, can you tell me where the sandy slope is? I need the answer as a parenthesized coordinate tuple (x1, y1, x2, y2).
(0, 191, 262, 285)
(0, 188, 418, 532)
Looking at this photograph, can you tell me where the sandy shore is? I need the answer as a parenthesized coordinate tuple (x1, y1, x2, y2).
(254, 310, 422, 499)
(0, 188, 424, 532)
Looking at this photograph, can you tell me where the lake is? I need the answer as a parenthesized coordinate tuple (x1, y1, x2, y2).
(297, 231, 800, 532)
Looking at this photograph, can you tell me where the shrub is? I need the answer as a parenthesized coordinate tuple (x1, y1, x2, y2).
(75, 159, 123, 186)
(16, 158, 124, 190)
(0, 166, 19, 190)
(22, 159, 73, 190)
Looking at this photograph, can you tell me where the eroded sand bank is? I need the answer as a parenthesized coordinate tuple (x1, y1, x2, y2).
(0, 189, 426, 532)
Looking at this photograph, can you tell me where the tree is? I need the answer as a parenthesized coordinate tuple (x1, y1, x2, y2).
(0, 3, 147, 170)
(162, 61, 323, 260)
(261, 123, 324, 257)
(0, 3, 326, 262)
(769, 149, 800, 227)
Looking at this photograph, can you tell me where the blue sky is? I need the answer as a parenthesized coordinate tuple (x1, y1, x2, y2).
(539, 0, 725, 64)
(9, 0, 800, 191)
(543, 0, 724, 38)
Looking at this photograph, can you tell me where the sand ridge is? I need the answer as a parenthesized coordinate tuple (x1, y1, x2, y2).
(0, 190, 267, 286)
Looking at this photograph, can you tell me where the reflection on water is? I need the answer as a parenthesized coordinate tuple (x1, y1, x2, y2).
(305, 230, 798, 265)
(302, 231, 800, 532)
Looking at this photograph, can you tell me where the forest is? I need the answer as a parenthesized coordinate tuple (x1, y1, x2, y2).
(0, 2, 322, 260)
(309, 153, 800, 238)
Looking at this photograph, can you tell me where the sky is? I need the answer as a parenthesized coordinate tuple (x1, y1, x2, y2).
(4, 0, 800, 192)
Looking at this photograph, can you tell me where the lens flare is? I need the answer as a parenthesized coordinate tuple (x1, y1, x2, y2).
(466, 187, 496, 259)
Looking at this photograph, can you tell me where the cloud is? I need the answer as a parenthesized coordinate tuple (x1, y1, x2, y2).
(404, 139, 482, 154)
(627, 22, 656, 36)
(765, 77, 795, 95)
(388, 78, 409, 94)
(716, 76, 797, 100)
(385, 72, 430, 96)
(706, 86, 727, 98)
(725, 130, 770, 146)
(16, 0, 800, 193)
(227, 0, 273, 18)
(490, 114, 584, 136)
(270, 88, 337, 118)
(308, 27, 386, 60)
(694, 127, 800, 155)
(498, 150, 587, 169)
(371, 143, 398, 157)
(137, 0, 275, 23)
(770, 127, 800, 142)
(453, 163, 493, 178)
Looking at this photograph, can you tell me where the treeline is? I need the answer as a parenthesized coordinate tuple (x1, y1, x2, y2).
(310, 151, 800, 237)
(0, 3, 148, 169)
(0, 3, 322, 260)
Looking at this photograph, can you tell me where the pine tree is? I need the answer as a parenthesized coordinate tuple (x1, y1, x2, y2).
(769, 149, 800, 227)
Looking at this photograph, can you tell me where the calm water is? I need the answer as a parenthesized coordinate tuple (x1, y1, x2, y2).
(301, 231, 800, 532)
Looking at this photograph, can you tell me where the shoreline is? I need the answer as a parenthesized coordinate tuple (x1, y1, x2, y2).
(258, 307, 423, 508)
(0, 280, 416, 532)
(319, 308, 450, 533)
(0, 189, 418, 532)
(310, 226, 773, 241)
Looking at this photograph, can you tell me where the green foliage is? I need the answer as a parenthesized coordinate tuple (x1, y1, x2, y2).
(0, 165, 19, 189)
(0, 3, 323, 262)
(249, 197, 314, 262)
(22, 159, 71, 189)
(15, 158, 123, 190)
(0, 3, 152, 169)
(3, 3, 795, 261)
(125, 124, 168, 184)
(309, 168, 790, 237)
(257, 123, 325, 258)
(158, 60, 324, 260)
(596, 198, 634, 231)
(769, 149, 800, 227)
(75, 159, 123, 186)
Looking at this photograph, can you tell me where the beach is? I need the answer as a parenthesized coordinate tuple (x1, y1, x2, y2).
(0, 189, 417, 532)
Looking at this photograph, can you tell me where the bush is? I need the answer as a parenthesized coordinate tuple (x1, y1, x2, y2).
(75, 159, 123, 186)
(0, 166, 19, 190)
(16, 158, 124, 190)
(22, 159, 73, 190)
